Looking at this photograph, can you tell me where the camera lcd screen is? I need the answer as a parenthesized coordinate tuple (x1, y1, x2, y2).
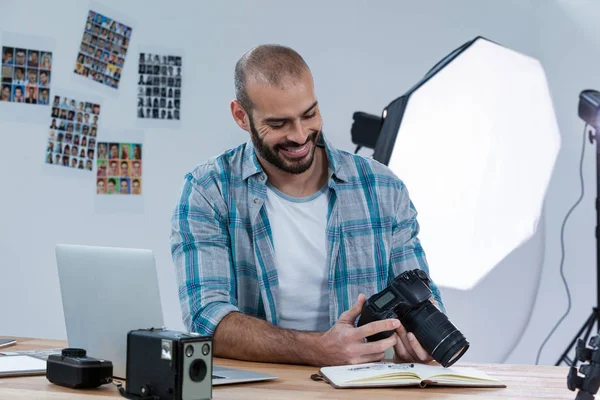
(374, 291, 396, 309)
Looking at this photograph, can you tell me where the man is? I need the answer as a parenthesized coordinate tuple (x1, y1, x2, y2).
(14, 49, 25, 66)
(98, 143, 107, 159)
(13, 68, 26, 85)
(12, 86, 24, 102)
(28, 51, 39, 67)
(3, 48, 13, 65)
(25, 86, 37, 104)
(39, 88, 49, 105)
(120, 160, 129, 177)
(131, 160, 141, 177)
(97, 160, 107, 177)
(131, 178, 142, 194)
(170, 45, 445, 367)
(108, 160, 119, 176)
(120, 178, 130, 194)
(109, 143, 119, 159)
(131, 179, 141, 194)
(26, 69, 37, 86)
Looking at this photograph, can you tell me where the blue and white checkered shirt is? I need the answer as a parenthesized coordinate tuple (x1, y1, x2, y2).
(170, 136, 444, 336)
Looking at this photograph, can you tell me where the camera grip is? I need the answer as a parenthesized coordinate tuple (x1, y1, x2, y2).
(357, 305, 397, 343)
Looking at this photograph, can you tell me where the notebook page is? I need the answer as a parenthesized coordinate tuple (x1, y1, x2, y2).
(321, 362, 421, 385)
(411, 364, 501, 383)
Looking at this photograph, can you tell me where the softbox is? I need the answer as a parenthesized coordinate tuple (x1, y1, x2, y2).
(373, 36, 560, 290)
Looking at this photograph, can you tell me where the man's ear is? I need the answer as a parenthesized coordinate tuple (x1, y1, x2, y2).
(230, 100, 250, 132)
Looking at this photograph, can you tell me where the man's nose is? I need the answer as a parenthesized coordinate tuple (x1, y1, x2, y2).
(286, 120, 309, 144)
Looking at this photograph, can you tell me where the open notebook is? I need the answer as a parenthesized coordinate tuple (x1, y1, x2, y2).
(318, 362, 506, 389)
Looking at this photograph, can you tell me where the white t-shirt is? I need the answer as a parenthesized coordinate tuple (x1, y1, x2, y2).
(265, 183, 330, 332)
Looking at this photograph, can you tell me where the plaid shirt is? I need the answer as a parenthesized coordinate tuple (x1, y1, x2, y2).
(170, 136, 445, 336)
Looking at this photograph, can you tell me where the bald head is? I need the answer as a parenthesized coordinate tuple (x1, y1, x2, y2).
(235, 44, 310, 114)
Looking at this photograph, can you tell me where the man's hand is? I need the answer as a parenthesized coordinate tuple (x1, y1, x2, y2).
(393, 298, 439, 364)
(392, 322, 433, 364)
(317, 294, 399, 366)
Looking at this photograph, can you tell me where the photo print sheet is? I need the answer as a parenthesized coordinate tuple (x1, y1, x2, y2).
(96, 141, 142, 195)
(95, 130, 145, 214)
(73, 3, 135, 97)
(136, 45, 183, 129)
(0, 31, 55, 122)
(45, 90, 102, 173)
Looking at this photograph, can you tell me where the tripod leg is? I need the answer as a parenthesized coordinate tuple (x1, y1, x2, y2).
(556, 310, 597, 366)
(582, 308, 599, 346)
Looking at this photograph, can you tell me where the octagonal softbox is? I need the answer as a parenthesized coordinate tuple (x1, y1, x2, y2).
(373, 36, 560, 290)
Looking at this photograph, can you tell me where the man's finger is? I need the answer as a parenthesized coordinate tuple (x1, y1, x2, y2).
(354, 319, 400, 341)
(338, 294, 366, 324)
(360, 332, 398, 354)
(408, 332, 432, 362)
(393, 333, 413, 362)
(395, 325, 420, 361)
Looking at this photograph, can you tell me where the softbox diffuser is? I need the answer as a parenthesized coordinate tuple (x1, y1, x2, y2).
(373, 36, 560, 290)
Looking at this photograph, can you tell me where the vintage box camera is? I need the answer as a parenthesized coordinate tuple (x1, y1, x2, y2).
(46, 348, 113, 389)
(357, 268, 470, 367)
(125, 328, 213, 400)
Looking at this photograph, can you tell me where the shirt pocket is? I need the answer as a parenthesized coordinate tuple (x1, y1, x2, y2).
(340, 229, 390, 296)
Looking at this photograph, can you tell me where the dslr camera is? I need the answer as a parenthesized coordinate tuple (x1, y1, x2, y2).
(46, 348, 113, 389)
(357, 269, 469, 367)
(124, 328, 213, 400)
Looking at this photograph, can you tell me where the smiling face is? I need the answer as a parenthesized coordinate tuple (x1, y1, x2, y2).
(238, 69, 322, 175)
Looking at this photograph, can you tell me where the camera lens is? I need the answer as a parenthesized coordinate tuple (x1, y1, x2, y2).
(189, 359, 207, 382)
(185, 345, 194, 357)
(202, 343, 210, 356)
(403, 302, 470, 367)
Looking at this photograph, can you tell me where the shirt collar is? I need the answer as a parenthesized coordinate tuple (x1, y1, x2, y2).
(241, 134, 349, 183)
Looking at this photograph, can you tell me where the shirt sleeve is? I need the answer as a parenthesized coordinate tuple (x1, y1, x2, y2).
(390, 182, 446, 313)
(170, 173, 240, 336)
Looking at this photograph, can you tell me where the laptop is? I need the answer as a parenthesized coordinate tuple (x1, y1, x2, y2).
(55, 244, 277, 385)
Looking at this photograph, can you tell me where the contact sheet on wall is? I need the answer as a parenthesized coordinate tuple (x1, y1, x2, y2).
(0, 31, 55, 122)
(136, 45, 183, 129)
(94, 130, 145, 214)
(72, 3, 135, 97)
(42, 88, 104, 178)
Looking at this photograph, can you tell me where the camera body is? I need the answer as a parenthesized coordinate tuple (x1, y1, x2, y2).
(358, 268, 433, 341)
(46, 348, 113, 389)
(126, 328, 213, 400)
(357, 269, 469, 367)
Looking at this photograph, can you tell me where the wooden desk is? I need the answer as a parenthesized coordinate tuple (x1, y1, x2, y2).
(0, 337, 576, 399)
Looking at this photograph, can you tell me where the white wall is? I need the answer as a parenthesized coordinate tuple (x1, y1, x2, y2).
(0, 0, 596, 366)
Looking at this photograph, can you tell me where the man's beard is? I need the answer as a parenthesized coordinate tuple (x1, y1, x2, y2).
(249, 116, 320, 175)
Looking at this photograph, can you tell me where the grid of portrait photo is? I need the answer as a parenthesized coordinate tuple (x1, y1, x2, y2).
(137, 53, 181, 120)
(96, 142, 142, 195)
(45, 96, 101, 170)
(1, 46, 52, 104)
(74, 10, 132, 89)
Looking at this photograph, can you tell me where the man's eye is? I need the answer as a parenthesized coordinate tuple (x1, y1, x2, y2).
(269, 123, 285, 129)
(303, 112, 316, 119)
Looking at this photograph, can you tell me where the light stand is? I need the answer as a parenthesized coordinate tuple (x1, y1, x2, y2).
(556, 89, 600, 367)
